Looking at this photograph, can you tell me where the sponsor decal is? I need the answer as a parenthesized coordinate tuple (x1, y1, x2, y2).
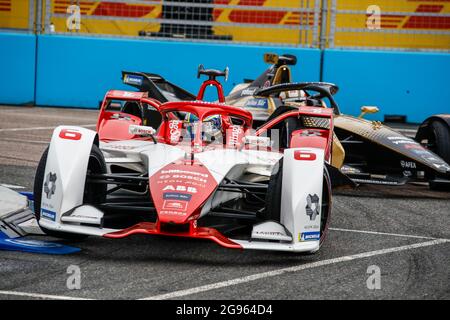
(163, 200, 188, 211)
(163, 192, 192, 201)
(123, 74, 143, 86)
(304, 224, 320, 230)
(162, 185, 197, 193)
(150, 161, 218, 223)
(59, 129, 82, 141)
(305, 194, 320, 220)
(161, 169, 208, 177)
(403, 171, 413, 177)
(160, 170, 208, 184)
(299, 231, 320, 242)
(41, 209, 56, 221)
(245, 98, 268, 109)
(169, 120, 182, 144)
(400, 161, 417, 169)
(159, 210, 187, 216)
(241, 87, 257, 96)
(105, 144, 136, 151)
(294, 151, 316, 161)
(43, 172, 57, 199)
(387, 137, 421, 147)
(227, 125, 244, 147)
(255, 231, 284, 237)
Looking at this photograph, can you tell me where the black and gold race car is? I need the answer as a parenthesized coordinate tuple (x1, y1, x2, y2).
(121, 54, 450, 191)
(224, 53, 450, 190)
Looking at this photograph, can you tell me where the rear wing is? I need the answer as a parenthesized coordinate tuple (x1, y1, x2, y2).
(263, 53, 297, 67)
(122, 71, 195, 103)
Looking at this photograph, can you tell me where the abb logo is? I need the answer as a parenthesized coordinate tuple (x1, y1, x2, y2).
(162, 185, 197, 193)
(294, 150, 316, 161)
(59, 129, 82, 141)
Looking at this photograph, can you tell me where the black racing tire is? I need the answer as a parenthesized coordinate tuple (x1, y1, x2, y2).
(428, 121, 450, 165)
(83, 144, 107, 205)
(34, 144, 106, 240)
(420, 121, 450, 191)
(262, 159, 283, 222)
(263, 160, 332, 251)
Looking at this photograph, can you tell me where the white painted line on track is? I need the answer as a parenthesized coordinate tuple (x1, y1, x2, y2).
(0, 124, 96, 132)
(0, 183, 25, 189)
(140, 239, 449, 300)
(329, 227, 441, 240)
(0, 290, 93, 300)
(0, 138, 49, 144)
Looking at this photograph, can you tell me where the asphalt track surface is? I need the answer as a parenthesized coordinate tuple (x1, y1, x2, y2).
(0, 106, 449, 300)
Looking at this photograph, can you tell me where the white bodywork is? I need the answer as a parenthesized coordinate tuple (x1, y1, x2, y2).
(233, 148, 325, 252)
(38, 126, 328, 252)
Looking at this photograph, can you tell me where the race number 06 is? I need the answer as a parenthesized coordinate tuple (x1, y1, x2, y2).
(59, 129, 82, 141)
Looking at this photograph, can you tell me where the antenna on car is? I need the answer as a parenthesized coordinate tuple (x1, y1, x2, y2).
(197, 64, 229, 82)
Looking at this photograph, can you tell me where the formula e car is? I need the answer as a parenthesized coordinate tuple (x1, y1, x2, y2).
(33, 68, 335, 253)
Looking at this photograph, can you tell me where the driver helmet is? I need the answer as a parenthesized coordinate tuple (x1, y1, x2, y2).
(184, 113, 222, 142)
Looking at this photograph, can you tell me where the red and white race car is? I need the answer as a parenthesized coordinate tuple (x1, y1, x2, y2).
(34, 68, 335, 253)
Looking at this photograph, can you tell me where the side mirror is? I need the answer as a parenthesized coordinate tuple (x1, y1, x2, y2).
(128, 124, 156, 136)
(359, 106, 379, 118)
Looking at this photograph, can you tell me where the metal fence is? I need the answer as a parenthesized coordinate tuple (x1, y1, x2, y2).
(329, 0, 450, 51)
(43, 0, 321, 47)
(1, 0, 449, 51)
(0, 0, 36, 33)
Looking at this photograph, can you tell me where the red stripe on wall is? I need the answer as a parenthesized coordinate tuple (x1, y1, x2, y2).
(229, 10, 285, 24)
(416, 4, 443, 12)
(92, 3, 154, 18)
(403, 16, 450, 29)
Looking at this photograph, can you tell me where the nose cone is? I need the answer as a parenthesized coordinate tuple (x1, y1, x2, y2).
(149, 160, 218, 224)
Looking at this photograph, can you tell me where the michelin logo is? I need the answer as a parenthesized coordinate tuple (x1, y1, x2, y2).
(41, 209, 56, 221)
(300, 231, 320, 241)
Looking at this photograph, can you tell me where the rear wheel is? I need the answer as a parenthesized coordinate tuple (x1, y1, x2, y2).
(417, 120, 450, 191)
(263, 159, 332, 251)
(424, 121, 450, 165)
(34, 144, 106, 240)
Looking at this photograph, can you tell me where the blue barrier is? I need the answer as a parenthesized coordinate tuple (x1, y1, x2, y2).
(323, 49, 450, 123)
(2, 33, 449, 122)
(35, 35, 321, 108)
(0, 33, 36, 105)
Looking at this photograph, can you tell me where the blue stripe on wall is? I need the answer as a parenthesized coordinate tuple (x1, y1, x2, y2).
(0, 33, 36, 105)
(323, 49, 450, 123)
(35, 35, 321, 108)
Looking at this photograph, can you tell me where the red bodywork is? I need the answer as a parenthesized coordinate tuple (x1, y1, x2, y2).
(97, 90, 161, 142)
(257, 107, 334, 162)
